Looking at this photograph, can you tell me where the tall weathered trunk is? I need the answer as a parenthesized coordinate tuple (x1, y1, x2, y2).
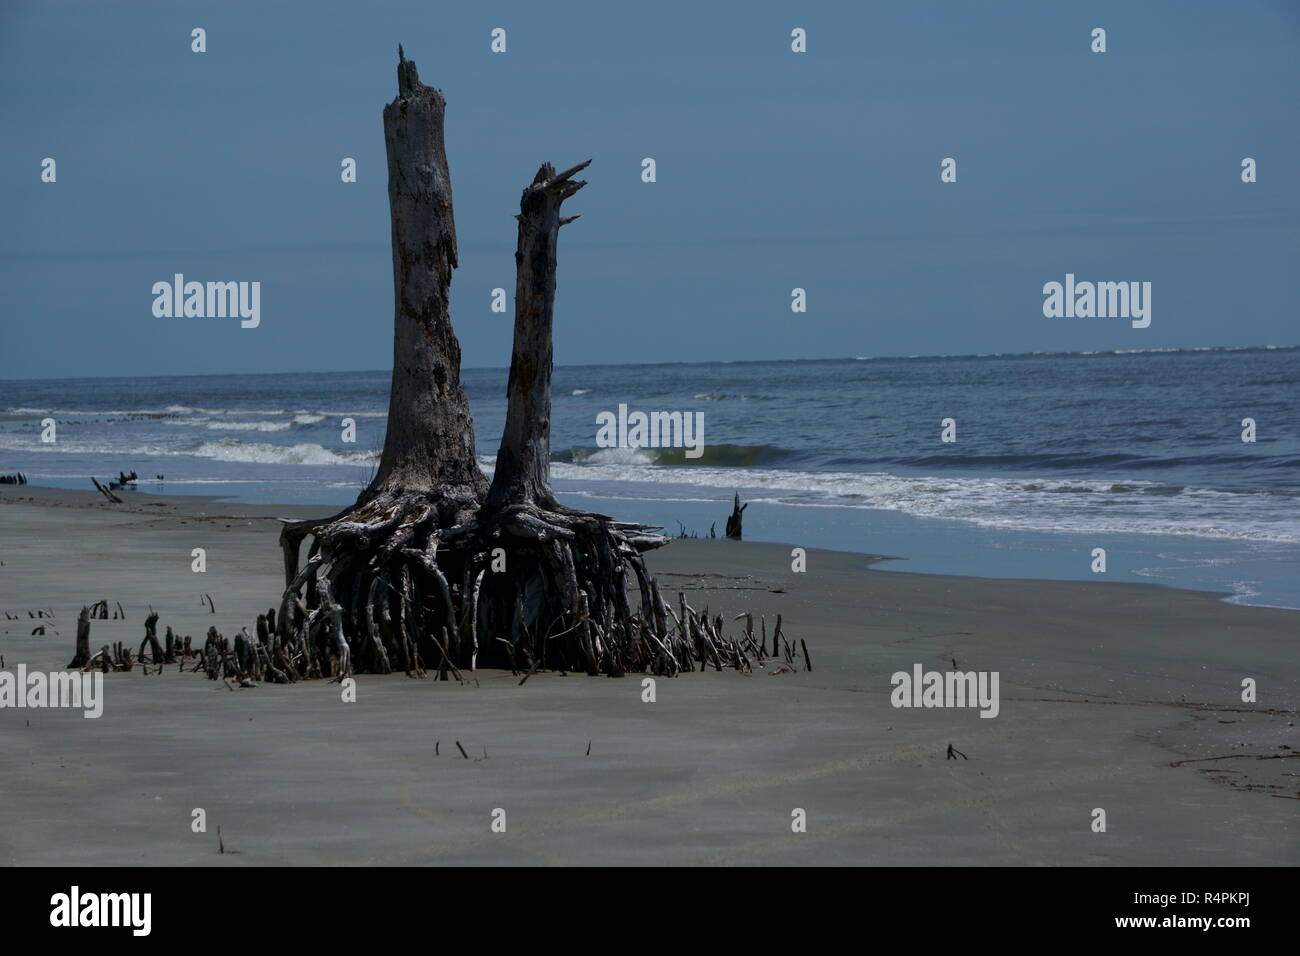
(474, 161, 678, 676)
(274, 48, 489, 678)
(485, 161, 589, 511)
(365, 47, 486, 517)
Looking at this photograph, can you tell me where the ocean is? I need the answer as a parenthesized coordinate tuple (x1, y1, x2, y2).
(3, 347, 1298, 608)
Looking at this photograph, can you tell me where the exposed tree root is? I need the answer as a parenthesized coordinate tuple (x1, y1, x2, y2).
(270, 497, 784, 679)
(270, 456, 785, 678)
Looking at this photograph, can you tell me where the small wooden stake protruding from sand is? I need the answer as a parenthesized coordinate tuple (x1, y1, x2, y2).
(139, 610, 164, 666)
(68, 606, 91, 668)
(724, 493, 747, 539)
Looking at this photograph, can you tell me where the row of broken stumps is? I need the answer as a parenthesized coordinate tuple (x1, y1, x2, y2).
(63, 597, 812, 687)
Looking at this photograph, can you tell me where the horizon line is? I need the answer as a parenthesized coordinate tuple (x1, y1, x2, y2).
(1, 343, 1295, 385)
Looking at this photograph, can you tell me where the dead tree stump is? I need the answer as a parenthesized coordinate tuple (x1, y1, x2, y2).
(274, 48, 488, 680)
(474, 158, 671, 675)
(725, 493, 748, 539)
(139, 611, 164, 665)
(265, 47, 773, 680)
(68, 606, 91, 668)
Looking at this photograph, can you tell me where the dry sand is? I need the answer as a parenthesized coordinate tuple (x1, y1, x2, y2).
(0, 486, 1295, 865)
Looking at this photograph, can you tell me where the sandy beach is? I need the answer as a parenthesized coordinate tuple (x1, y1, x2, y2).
(0, 485, 1294, 866)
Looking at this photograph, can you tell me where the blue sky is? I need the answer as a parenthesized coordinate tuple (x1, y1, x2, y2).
(1, 0, 1297, 379)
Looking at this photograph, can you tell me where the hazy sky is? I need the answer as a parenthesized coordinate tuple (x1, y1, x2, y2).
(2, 0, 1297, 379)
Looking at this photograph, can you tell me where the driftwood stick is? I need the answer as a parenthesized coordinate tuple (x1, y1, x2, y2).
(91, 477, 122, 503)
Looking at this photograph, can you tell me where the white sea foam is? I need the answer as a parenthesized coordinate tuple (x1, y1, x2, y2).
(0, 434, 374, 467)
(162, 418, 292, 431)
(570, 446, 657, 465)
(208, 421, 293, 432)
(546, 461, 1300, 544)
(192, 441, 374, 466)
(4, 433, 1295, 543)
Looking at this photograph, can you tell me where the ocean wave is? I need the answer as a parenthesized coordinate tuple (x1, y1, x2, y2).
(898, 452, 1147, 468)
(2, 405, 386, 421)
(0, 433, 374, 467)
(209, 421, 293, 432)
(7, 429, 1295, 541)
(545, 462, 1300, 543)
(162, 418, 294, 432)
(566, 446, 657, 465)
(191, 440, 375, 466)
(885, 451, 1290, 471)
(561, 443, 792, 467)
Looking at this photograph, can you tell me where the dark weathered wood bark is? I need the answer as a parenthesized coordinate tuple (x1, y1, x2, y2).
(272, 48, 490, 679)
(139, 610, 164, 664)
(365, 47, 486, 516)
(725, 493, 747, 539)
(472, 160, 678, 674)
(486, 160, 590, 511)
(91, 477, 122, 503)
(68, 605, 91, 668)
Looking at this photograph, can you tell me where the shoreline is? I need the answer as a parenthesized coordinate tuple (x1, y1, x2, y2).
(1, 484, 1296, 865)
(0, 482, 1255, 604)
(9, 479, 1298, 612)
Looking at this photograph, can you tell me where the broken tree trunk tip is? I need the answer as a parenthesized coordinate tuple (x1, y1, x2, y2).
(532, 159, 592, 194)
(393, 44, 444, 101)
(556, 158, 593, 181)
(395, 45, 423, 96)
